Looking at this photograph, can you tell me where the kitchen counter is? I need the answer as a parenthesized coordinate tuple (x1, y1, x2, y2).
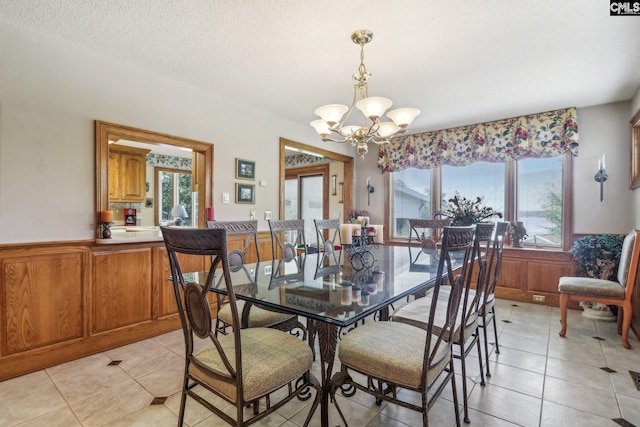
(95, 226, 164, 244)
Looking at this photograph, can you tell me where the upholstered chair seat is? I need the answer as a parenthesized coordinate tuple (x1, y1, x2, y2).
(191, 328, 313, 402)
(217, 301, 297, 329)
(558, 277, 625, 299)
(392, 289, 477, 344)
(338, 321, 448, 389)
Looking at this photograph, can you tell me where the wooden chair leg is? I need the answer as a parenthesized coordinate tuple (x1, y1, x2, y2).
(559, 293, 568, 337)
(621, 304, 633, 349)
(617, 307, 623, 335)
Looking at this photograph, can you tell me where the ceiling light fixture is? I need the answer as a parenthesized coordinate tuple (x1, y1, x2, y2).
(310, 29, 420, 158)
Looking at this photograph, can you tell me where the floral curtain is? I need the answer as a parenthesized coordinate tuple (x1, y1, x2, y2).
(378, 107, 579, 172)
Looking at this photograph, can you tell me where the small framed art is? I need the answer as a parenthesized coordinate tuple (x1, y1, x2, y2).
(236, 183, 255, 204)
(236, 158, 256, 180)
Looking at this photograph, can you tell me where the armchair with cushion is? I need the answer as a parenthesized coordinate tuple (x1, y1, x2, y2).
(559, 230, 640, 349)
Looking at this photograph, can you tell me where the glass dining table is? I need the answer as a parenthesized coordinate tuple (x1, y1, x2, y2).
(184, 244, 461, 427)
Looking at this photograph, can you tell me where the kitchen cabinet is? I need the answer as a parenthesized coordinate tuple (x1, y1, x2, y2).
(109, 145, 150, 202)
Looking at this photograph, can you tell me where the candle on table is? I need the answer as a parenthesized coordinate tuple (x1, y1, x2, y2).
(206, 206, 215, 221)
(352, 224, 361, 236)
(100, 210, 113, 223)
(341, 286, 352, 305)
(373, 271, 385, 292)
(340, 224, 353, 244)
(373, 225, 384, 243)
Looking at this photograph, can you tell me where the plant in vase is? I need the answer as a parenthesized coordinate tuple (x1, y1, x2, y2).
(435, 193, 502, 226)
(346, 209, 370, 224)
(568, 233, 625, 319)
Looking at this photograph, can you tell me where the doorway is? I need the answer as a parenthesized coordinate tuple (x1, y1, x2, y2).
(284, 164, 329, 245)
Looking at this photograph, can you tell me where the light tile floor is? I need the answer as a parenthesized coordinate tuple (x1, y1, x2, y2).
(2, 300, 640, 426)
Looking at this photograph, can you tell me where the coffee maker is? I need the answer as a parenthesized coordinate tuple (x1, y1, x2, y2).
(124, 208, 137, 225)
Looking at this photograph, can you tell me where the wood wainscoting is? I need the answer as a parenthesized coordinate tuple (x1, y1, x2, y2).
(1, 234, 635, 381)
(0, 231, 275, 381)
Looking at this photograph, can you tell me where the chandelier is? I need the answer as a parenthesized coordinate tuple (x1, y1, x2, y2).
(310, 29, 420, 158)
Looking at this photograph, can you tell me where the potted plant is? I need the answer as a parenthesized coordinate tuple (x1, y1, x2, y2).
(568, 233, 625, 320)
(436, 193, 502, 226)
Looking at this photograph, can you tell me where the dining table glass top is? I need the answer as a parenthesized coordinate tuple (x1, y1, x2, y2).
(183, 245, 463, 328)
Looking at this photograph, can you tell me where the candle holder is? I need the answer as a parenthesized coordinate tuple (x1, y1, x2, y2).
(594, 169, 607, 202)
(100, 221, 114, 239)
(343, 227, 381, 257)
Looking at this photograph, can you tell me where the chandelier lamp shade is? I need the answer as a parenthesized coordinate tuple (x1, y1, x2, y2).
(310, 29, 420, 158)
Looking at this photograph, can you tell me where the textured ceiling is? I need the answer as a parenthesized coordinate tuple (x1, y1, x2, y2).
(1, 1, 639, 133)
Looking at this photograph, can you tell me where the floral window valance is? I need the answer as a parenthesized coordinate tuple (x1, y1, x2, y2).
(378, 107, 579, 172)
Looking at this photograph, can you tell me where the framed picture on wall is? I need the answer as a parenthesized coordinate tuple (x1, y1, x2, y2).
(236, 158, 256, 180)
(236, 183, 255, 204)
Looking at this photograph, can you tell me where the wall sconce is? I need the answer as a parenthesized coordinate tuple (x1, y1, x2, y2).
(366, 177, 375, 206)
(594, 154, 607, 202)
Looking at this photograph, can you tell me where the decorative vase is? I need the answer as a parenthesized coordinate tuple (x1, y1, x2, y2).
(579, 301, 616, 322)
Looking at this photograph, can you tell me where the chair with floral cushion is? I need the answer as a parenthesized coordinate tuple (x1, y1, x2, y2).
(559, 230, 640, 349)
(161, 226, 320, 426)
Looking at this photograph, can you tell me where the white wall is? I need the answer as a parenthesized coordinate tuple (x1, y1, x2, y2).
(0, 22, 351, 243)
(1, 22, 636, 244)
(573, 101, 634, 233)
(356, 101, 636, 235)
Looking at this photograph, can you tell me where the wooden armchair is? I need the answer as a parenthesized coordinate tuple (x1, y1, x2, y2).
(559, 230, 640, 349)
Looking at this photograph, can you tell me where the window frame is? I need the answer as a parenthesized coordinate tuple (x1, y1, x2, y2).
(385, 152, 573, 251)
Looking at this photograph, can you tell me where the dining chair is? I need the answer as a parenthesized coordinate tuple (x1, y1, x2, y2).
(559, 230, 640, 349)
(206, 220, 305, 338)
(408, 218, 452, 254)
(392, 222, 493, 424)
(161, 226, 320, 426)
(477, 221, 508, 377)
(314, 218, 342, 263)
(331, 225, 476, 427)
(268, 219, 306, 260)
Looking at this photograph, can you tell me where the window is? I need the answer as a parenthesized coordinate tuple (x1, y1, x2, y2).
(517, 156, 563, 246)
(390, 168, 431, 238)
(441, 162, 505, 219)
(157, 168, 194, 226)
(389, 154, 570, 248)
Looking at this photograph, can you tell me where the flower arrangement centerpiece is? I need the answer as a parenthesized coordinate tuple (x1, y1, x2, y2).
(436, 193, 502, 226)
(346, 209, 370, 224)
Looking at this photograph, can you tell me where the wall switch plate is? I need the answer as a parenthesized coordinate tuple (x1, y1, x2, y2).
(533, 295, 546, 302)
(222, 193, 230, 204)
(264, 210, 272, 220)
(259, 180, 267, 187)
(250, 209, 256, 220)
(264, 265, 272, 275)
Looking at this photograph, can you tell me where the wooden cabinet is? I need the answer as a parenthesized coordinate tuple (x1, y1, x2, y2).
(108, 146, 150, 202)
(92, 247, 153, 333)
